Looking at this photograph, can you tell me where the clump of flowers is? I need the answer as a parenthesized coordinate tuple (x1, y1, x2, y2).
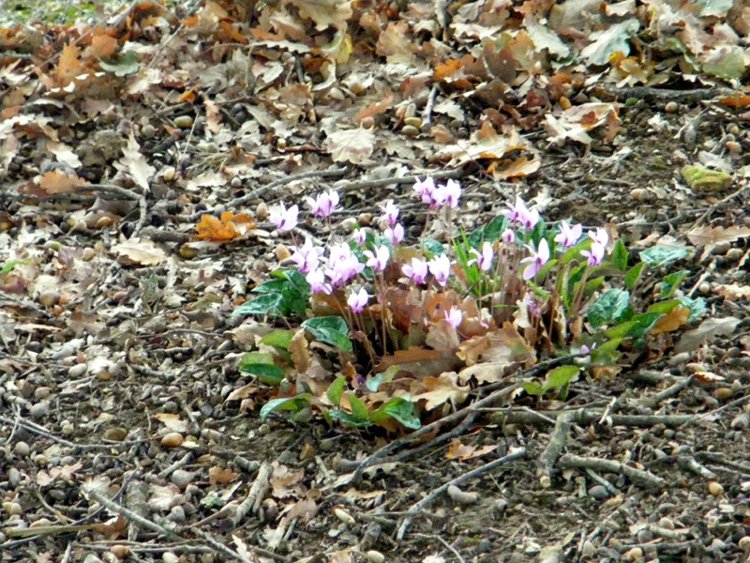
(235, 179, 702, 429)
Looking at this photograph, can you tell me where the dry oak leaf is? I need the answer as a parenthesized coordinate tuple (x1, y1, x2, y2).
(545, 102, 621, 145)
(195, 211, 255, 242)
(113, 238, 167, 266)
(283, 0, 352, 30)
(37, 170, 86, 195)
(457, 323, 535, 384)
(445, 439, 498, 461)
(686, 225, 750, 247)
(325, 127, 375, 164)
(412, 372, 470, 410)
(435, 122, 531, 168)
(153, 413, 188, 433)
(114, 133, 155, 192)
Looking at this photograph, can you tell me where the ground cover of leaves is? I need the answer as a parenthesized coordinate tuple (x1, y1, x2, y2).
(2, 1, 750, 561)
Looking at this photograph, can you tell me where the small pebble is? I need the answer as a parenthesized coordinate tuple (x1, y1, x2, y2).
(588, 485, 610, 500)
(665, 101, 679, 113)
(658, 516, 675, 530)
(162, 553, 179, 563)
(110, 545, 129, 560)
(33, 387, 51, 400)
(168, 505, 186, 523)
(738, 536, 750, 551)
(170, 470, 195, 489)
(68, 364, 88, 378)
(708, 481, 724, 497)
(14, 441, 30, 457)
(8, 467, 21, 487)
(160, 433, 184, 448)
(623, 546, 643, 561)
(29, 401, 49, 419)
(366, 551, 385, 563)
(162, 166, 177, 182)
(173, 115, 194, 129)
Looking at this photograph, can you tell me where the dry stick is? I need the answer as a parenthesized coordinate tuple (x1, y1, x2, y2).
(396, 448, 527, 540)
(489, 409, 698, 428)
(231, 461, 273, 527)
(537, 411, 575, 489)
(86, 489, 256, 563)
(558, 454, 665, 489)
(77, 184, 148, 236)
(0, 414, 114, 450)
(192, 166, 350, 220)
(643, 375, 694, 408)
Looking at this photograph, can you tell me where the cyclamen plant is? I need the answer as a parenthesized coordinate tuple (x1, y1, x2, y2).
(235, 177, 703, 429)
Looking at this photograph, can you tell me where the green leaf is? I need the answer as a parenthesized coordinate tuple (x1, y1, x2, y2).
(235, 269, 311, 317)
(1, 259, 29, 276)
(301, 316, 353, 353)
(366, 372, 385, 393)
(238, 352, 284, 385)
(469, 215, 508, 247)
(543, 365, 580, 393)
(677, 296, 706, 322)
(611, 240, 629, 271)
(98, 52, 140, 77)
(587, 289, 631, 328)
(639, 246, 688, 267)
(583, 276, 605, 298)
(422, 238, 446, 257)
(330, 410, 371, 427)
(326, 376, 346, 407)
(523, 381, 544, 397)
(624, 262, 646, 290)
(260, 394, 311, 420)
(561, 240, 590, 266)
(261, 330, 295, 351)
(647, 299, 682, 315)
(370, 397, 421, 430)
(233, 294, 285, 317)
(347, 393, 370, 421)
(590, 338, 623, 365)
(606, 312, 663, 339)
(660, 270, 689, 299)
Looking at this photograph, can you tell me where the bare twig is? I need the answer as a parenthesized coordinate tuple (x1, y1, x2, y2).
(558, 454, 665, 489)
(396, 448, 526, 540)
(537, 411, 574, 488)
(231, 461, 272, 526)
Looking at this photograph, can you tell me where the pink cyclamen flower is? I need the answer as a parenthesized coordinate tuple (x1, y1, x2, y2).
(384, 223, 404, 246)
(444, 306, 463, 329)
(555, 221, 583, 249)
(269, 203, 298, 233)
(581, 242, 606, 266)
(306, 189, 339, 218)
(581, 228, 609, 266)
(352, 227, 367, 246)
(502, 228, 515, 245)
(434, 179, 461, 209)
(413, 177, 437, 205)
(402, 257, 429, 284)
(347, 288, 369, 313)
(428, 254, 452, 287)
(520, 238, 550, 281)
(364, 245, 390, 272)
(290, 238, 324, 274)
(504, 196, 539, 230)
(325, 243, 364, 287)
(469, 241, 494, 272)
(305, 268, 331, 295)
(380, 199, 400, 227)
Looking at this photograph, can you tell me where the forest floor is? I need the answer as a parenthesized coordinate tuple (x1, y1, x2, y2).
(1, 1, 750, 562)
